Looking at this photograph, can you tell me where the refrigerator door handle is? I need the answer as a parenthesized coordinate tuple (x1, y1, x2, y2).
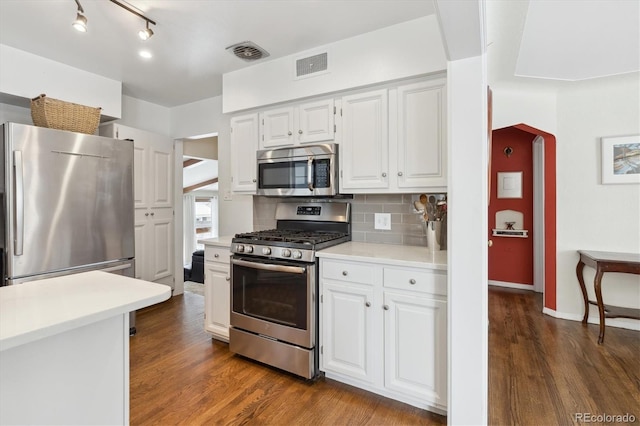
(14, 150, 24, 256)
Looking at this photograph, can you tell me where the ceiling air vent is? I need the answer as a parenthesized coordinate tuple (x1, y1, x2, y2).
(296, 52, 328, 77)
(226, 41, 270, 62)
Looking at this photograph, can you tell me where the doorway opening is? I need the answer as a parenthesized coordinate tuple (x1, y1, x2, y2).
(489, 123, 557, 311)
(182, 134, 219, 297)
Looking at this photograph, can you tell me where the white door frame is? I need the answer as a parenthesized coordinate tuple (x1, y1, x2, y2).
(532, 136, 545, 295)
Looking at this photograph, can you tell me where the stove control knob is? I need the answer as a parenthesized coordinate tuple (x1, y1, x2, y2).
(236, 245, 245, 253)
(281, 249, 292, 258)
(292, 250, 302, 259)
(262, 247, 271, 256)
(245, 246, 254, 253)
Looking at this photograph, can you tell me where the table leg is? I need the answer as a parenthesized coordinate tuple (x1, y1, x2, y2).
(593, 267, 606, 344)
(576, 259, 589, 324)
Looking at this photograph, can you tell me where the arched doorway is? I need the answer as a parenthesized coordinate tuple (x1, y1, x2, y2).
(489, 123, 557, 311)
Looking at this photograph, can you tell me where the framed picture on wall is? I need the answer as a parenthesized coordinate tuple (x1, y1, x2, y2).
(497, 171, 523, 198)
(601, 135, 640, 184)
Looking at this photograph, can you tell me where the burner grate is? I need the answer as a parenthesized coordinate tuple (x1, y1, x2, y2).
(235, 229, 348, 246)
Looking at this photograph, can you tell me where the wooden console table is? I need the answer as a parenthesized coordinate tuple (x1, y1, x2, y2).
(576, 250, 640, 344)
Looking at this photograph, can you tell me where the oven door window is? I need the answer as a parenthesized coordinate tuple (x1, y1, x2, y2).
(232, 258, 309, 329)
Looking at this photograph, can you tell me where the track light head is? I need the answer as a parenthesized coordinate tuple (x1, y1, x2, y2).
(138, 21, 154, 40)
(72, 12, 87, 32)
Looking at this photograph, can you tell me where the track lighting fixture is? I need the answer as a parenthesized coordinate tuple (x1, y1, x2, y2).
(108, 0, 156, 41)
(72, 0, 87, 32)
(138, 21, 154, 41)
(72, 0, 156, 40)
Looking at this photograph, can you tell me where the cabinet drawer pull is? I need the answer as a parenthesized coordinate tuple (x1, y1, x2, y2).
(365, 301, 371, 307)
(342, 270, 348, 276)
(383, 305, 389, 311)
(214, 253, 219, 258)
(409, 278, 416, 285)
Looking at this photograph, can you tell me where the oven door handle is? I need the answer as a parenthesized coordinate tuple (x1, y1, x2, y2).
(232, 258, 307, 274)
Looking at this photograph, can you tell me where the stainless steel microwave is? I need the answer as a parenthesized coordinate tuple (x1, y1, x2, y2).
(256, 143, 339, 197)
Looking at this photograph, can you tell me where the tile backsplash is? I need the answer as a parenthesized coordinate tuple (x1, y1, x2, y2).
(253, 193, 447, 247)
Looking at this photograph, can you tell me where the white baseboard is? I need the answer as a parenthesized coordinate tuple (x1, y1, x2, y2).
(489, 280, 536, 292)
(542, 307, 640, 332)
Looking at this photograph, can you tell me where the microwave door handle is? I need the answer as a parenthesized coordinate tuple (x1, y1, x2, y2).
(307, 156, 314, 191)
(232, 258, 307, 274)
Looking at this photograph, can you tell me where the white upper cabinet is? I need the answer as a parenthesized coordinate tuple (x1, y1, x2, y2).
(230, 113, 259, 192)
(395, 80, 446, 190)
(340, 89, 389, 190)
(260, 99, 335, 149)
(340, 78, 447, 194)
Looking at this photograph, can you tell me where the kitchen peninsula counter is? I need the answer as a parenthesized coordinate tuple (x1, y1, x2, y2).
(316, 241, 447, 270)
(0, 271, 171, 425)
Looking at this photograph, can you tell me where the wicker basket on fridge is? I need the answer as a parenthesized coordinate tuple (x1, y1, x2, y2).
(30, 94, 101, 135)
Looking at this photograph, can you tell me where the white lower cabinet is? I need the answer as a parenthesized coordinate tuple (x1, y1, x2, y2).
(204, 245, 231, 341)
(320, 258, 447, 414)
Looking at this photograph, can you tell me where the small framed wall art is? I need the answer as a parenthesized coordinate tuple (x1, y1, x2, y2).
(497, 171, 523, 199)
(601, 135, 640, 184)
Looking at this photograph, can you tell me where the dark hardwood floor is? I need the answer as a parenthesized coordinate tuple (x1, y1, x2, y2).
(488, 286, 640, 425)
(130, 287, 640, 425)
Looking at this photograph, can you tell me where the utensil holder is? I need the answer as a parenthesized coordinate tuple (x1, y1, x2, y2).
(426, 220, 444, 251)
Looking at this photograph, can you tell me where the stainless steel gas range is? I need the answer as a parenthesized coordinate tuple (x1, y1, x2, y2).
(229, 201, 351, 379)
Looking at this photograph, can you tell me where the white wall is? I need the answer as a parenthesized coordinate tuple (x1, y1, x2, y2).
(555, 74, 640, 327)
(0, 103, 31, 125)
(492, 73, 640, 330)
(0, 44, 122, 119)
(222, 16, 446, 113)
(118, 95, 170, 136)
(170, 96, 253, 237)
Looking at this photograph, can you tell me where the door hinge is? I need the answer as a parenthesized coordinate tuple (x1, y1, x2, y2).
(262, 118, 264, 125)
(333, 106, 336, 114)
(230, 127, 233, 133)
(340, 170, 343, 178)
(340, 108, 343, 117)
(333, 124, 336, 133)
(320, 294, 323, 303)
(262, 135, 264, 141)
(320, 345, 323, 355)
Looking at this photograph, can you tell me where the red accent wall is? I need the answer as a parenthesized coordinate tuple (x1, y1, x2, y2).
(489, 127, 535, 285)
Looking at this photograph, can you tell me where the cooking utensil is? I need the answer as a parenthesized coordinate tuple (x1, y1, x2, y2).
(414, 200, 426, 212)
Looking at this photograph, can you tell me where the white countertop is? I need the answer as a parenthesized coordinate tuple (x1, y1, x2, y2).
(0, 271, 171, 351)
(316, 242, 447, 270)
(199, 235, 234, 248)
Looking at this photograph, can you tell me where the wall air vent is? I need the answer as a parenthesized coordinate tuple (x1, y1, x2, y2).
(226, 41, 270, 62)
(296, 52, 328, 78)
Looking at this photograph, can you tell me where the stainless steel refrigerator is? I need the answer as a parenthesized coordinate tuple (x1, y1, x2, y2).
(1, 122, 137, 332)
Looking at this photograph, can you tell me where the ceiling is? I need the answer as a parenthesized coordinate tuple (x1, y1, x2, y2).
(0, 0, 435, 107)
(1, 1, 638, 106)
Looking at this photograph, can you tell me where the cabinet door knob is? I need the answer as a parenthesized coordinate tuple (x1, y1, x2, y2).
(252, 179, 257, 183)
(409, 278, 416, 285)
(342, 270, 348, 276)
(382, 172, 387, 178)
(225, 276, 230, 281)
(365, 301, 371, 307)
(383, 305, 389, 311)
(145, 213, 149, 217)
(150, 212, 154, 216)
(298, 129, 303, 134)
(398, 171, 403, 176)
(214, 253, 219, 258)
(288, 131, 292, 136)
